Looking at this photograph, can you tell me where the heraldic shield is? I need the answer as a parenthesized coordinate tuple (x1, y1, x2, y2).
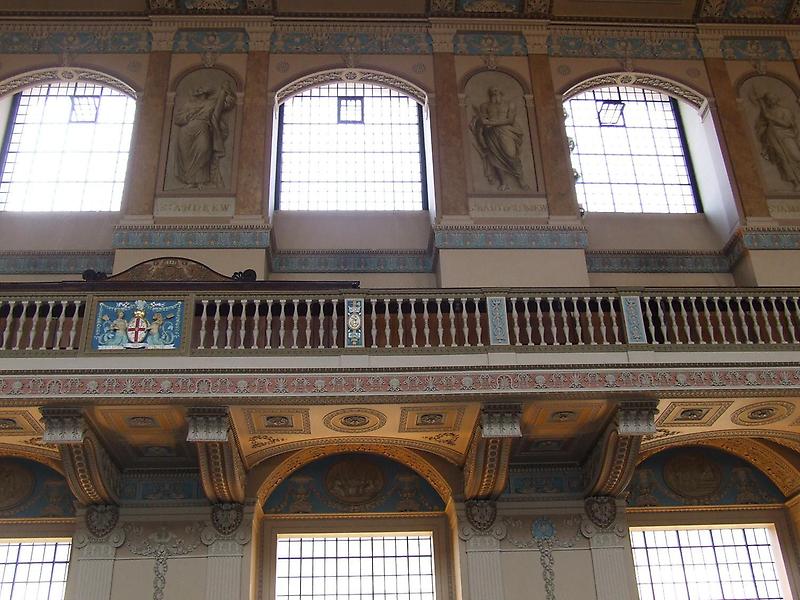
(93, 299, 184, 350)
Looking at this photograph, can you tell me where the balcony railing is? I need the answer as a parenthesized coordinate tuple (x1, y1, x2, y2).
(1, 289, 800, 354)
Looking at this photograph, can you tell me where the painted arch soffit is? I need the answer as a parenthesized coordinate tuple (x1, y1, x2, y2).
(563, 72, 707, 111)
(275, 68, 427, 105)
(0, 67, 139, 100)
(254, 443, 453, 507)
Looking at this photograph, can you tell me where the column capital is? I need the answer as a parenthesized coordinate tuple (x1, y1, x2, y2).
(522, 26, 549, 55)
(429, 29, 455, 53)
(149, 24, 177, 52)
(697, 31, 724, 59)
(245, 19, 274, 52)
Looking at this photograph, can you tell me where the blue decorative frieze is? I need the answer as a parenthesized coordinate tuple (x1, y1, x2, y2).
(548, 33, 702, 59)
(459, 0, 520, 12)
(720, 37, 792, 60)
(434, 225, 588, 249)
(586, 251, 730, 273)
(724, 0, 791, 20)
(453, 33, 527, 56)
(0, 30, 151, 53)
(271, 31, 431, 54)
(508, 466, 584, 497)
(0, 251, 113, 275)
(113, 225, 270, 249)
(92, 299, 184, 351)
(173, 29, 248, 53)
(119, 472, 206, 505)
(181, 0, 243, 9)
(269, 250, 434, 273)
(344, 298, 365, 348)
(741, 227, 800, 250)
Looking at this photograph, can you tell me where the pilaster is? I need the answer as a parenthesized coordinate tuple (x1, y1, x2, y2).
(121, 45, 173, 220)
(581, 500, 639, 600)
(524, 29, 580, 219)
(455, 504, 508, 600)
(431, 28, 470, 218)
(200, 503, 253, 600)
(65, 507, 125, 600)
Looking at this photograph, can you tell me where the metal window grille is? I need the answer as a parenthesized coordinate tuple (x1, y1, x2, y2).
(565, 86, 700, 214)
(276, 83, 427, 211)
(275, 534, 436, 600)
(630, 527, 786, 600)
(0, 541, 71, 600)
(0, 82, 137, 212)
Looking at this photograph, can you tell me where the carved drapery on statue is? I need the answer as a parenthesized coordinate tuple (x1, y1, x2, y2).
(165, 69, 238, 192)
(740, 75, 800, 196)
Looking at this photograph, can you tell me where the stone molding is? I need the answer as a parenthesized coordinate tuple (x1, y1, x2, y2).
(0, 67, 138, 99)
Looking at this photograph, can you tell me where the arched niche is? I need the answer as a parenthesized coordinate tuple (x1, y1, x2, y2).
(0, 456, 75, 520)
(629, 445, 785, 508)
(163, 67, 240, 193)
(0, 67, 138, 100)
(462, 70, 538, 196)
(263, 453, 446, 515)
(738, 74, 800, 196)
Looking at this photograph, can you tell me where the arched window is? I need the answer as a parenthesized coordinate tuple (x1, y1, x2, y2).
(0, 81, 136, 211)
(275, 82, 427, 211)
(564, 86, 700, 214)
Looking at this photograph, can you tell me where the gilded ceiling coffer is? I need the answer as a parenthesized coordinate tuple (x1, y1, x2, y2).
(41, 407, 121, 505)
(187, 407, 245, 503)
(463, 404, 522, 501)
(583, 401, 658, 498)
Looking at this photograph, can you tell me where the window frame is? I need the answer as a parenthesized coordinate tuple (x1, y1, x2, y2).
(565, 85, 703, 215)
(261, 515, 453, 600)
(627, 509, 798, 600)
(273, 83, 430, 212)
(0, 536, 73, 600)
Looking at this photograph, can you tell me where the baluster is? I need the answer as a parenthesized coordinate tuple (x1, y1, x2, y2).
(251, 299, 261, 349)
(422, 298, 431, 348)
(383, 299, 391, 348)
(26, 301, 42, 350)
(39, 301, 55, 350)
(571, 297, 582, 345)
(68, 301, 82, 350)
(460, 297, 470, 347)
(654, 297, 670, 344)
(265, 299, 274, 349)
(792, 296, 800, 344)
(723, 297, 738, 344)
(13, 301, 28, 350)
(532, 297, 542, 345)
(237, 299, 247, 349)
(224, 299, 235, 350)
(609, 297, 621, 344)
(781, 296, 795, 342)
(524, 297, 534, 346)
(370, 298, 378, 349)
(318, 300, 326, 349)
(643, 296, 657, 344)
(583, 297, 595, 345)
(560, 297, 572, 346)
(711, 297, 726, 343)
(736, 296, 750, 343)
(410, 298, 418, 348)
(770, 296, 785, 343)
(2, 300, 16, 350)
(758, 296, 775, 343)
(197, 300, 209, 349)
(291, 299, 300, 349)
(277, 299, 287, 349)
(444, 298, 454, 347)
(54, 299, 69, 349)
(596, 297, 608, 345)
(749, 296, 764, 343)
(397, 298, 406, 348)
(547, 297, 559, 345)
(677, 296, 691, 344)
(510, 298, 521, 346)
(700, 297, 714, 344)
(436, 298, 444, 348)
(690, 297, 704, 343)
(665, 296, 679, 344)
(210, 300, 221, 349)
(330, 299, 339, 348)
(474, 297, 484, 347)
(305, 299, 313, 349)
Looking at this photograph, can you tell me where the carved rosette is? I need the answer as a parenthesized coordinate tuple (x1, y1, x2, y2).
(211, 502, 243, 536)
(584, 402, 657, 498)
(583, 496, 616, 530)
(85, 504, 120, 539)
(42, 408, 120, 505)
(188, 408, 246, 503)
(464, 406, 521, 500)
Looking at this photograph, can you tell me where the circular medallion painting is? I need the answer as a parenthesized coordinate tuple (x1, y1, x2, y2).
(0, 460, 35, 512)
(325, 458, 385, 505)
(663, 451, 722, 499)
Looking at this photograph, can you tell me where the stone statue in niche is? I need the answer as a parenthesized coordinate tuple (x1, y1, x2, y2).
(165, 69, 237, 192)
(740, 75, 800, 194)
(464, 71, 537, 194)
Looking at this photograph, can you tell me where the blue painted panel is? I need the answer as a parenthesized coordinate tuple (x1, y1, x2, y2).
(173, 29, 248, 53)
(454, 33, 527, 56)
(93, 299, 184, 350)
(0, 458, 74, 519)
(721, 37, 792, 60)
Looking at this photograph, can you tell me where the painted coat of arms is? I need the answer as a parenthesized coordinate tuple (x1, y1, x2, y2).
(93, 300, 184, 350)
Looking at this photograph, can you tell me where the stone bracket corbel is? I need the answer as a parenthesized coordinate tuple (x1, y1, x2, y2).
(583, 401, 657, 498)
(463, 404, 521, 500)
(41, 407, 121, 505)
(188, 408, 245, 504)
